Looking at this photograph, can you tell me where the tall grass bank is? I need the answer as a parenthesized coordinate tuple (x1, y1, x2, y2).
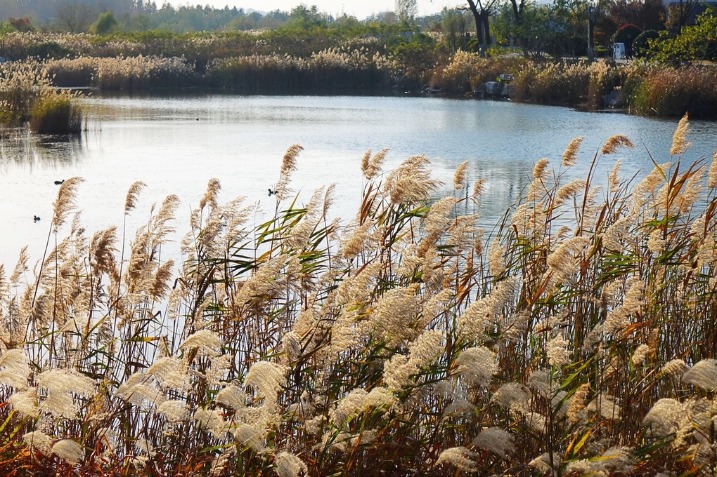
(0, 117, 717, 474)
(0, 61, 81, 133)
(2, 30, 717, 118)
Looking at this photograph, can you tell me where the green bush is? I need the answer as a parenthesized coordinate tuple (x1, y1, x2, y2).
(29, 91, 82, 134)
(633, 29, 660, 57)
(26, 41, 73, 59)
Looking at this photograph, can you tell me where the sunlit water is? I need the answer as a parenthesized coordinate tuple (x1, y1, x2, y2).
(1, 94, 715, 269)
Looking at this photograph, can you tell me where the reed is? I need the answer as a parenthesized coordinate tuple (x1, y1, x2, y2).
(0, 60, 82, 132)
(29, 90, 82, 134)
(627, 64, 717, 118)
(0, 118, 717, 475)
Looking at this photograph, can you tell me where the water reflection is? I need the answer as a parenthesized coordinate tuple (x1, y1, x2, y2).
(0, 128, 85, 169)
(0, 95, 715, 269)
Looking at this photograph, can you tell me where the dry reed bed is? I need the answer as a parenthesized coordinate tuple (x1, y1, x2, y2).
(0, 61, 81, 132)
(4, 28, 717, 115)
(0, 118, 717, 475)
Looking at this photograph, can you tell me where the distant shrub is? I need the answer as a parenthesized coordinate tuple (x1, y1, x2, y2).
(633, 30, 660, 57)
(0, 61, 50, 125)
(29, 91, 82, 134)
(26, 41, 73, 59)
(430, 51, 525, 95)
(629, 64, 717, 117)
(90, 11, 118, 35)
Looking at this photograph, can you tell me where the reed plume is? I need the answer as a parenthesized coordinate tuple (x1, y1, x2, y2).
(669, 113, 690, 156)
(561, 136, 583, 167)
(601, 134, 634, 155)
(274, 144, 303, 201)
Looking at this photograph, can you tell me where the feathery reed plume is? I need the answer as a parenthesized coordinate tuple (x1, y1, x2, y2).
(492, 382, 529, 412)
(179, 329, 223, 357)
(455, 346, 498, 388)
(609, 159, 622, 193)
(10, 246, 29, 283)
(8, 388, 39, 418)
(471, 177, 486, 202)
(362, 148, 388, 181)
(601, 134, 634, 155)
(51, 439, 84, 465)
(199, 178, 221, 210)
(546, 335, 571, 367)
(567, 383, 590, 424)
(561, 136, 583, 167)
(124, 181, 146, 214)
(22, 431, 53, 455)
(90, 226, 118, 280)
(682, 359, 717, 391)
(157, 400, 189, 423)
(631, 344, 651, 365)
(244, 361, 287, 407)
(150, 260, 174, 299)
(52, 177, 84, 230)
(274, 144, 303, 201)
(669, 113, 690, 156)
(660, 358, 688, 377)
(709, 150, 717, 188)
(234, 424, 266, 452)
(384, 155, 440, 205)
(36, 369, 95, 418)
(435, 447, 477, 472)
(274, 452, 308, 477)
(642, 398, 683, 437)
(360, 150, 371, 176)
(472, 427, 515, 459)
(533, 158, 549, 180)
(216, 384, 246, 410)
(0, 348, 30, 390)
(193, 408, 229, 438)
(454, 161, 469, 189)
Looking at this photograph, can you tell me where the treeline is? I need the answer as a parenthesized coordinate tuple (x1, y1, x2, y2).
(1, 1, 716, 117)
(1, 0, 715, 66)
(0, 1, 377, 33)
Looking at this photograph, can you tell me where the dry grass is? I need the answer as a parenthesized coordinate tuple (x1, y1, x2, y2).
(627, 64, 717, 118)
(0, 118, 717, 475)
(0, 60, 82, 132)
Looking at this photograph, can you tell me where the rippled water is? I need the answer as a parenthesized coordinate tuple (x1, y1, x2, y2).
(1, 94, 715, 269)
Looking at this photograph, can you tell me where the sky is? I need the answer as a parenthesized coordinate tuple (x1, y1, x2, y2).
(164, 0, 463, 20)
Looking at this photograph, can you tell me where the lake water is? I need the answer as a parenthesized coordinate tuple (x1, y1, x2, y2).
(1, 94, 716, 270)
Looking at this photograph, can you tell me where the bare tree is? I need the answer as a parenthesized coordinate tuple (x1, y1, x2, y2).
(463, 0, 498, 51)
(395, 0, 418, 22)
(667, 0, 699, 33)
(55, 2, 95, 32)
(509, 0, 527, 25)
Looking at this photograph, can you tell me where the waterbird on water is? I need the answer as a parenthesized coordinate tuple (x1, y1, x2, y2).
(54, 180, 64, 185)
(268, 188, 275, 196)
(33, 215, 40, 222)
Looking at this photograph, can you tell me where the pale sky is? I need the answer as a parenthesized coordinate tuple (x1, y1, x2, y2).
(164, 0, 463, 20)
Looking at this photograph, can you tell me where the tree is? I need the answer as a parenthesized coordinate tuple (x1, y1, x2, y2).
(463, 0, 498, 51)
(509, 0, 528, 25)
(395, 0, 418, 22)
(442, 8, 470, 52)
(609, 0, 665, 31)
(666, 0, 699, 33)
(8, 16, 34, 32)
(91, 11, 118, 34)
(651, 7, 717, 63)
(55, 1, 95, 32)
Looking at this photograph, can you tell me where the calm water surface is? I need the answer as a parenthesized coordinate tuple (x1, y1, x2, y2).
(1, 95, 716, 268)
